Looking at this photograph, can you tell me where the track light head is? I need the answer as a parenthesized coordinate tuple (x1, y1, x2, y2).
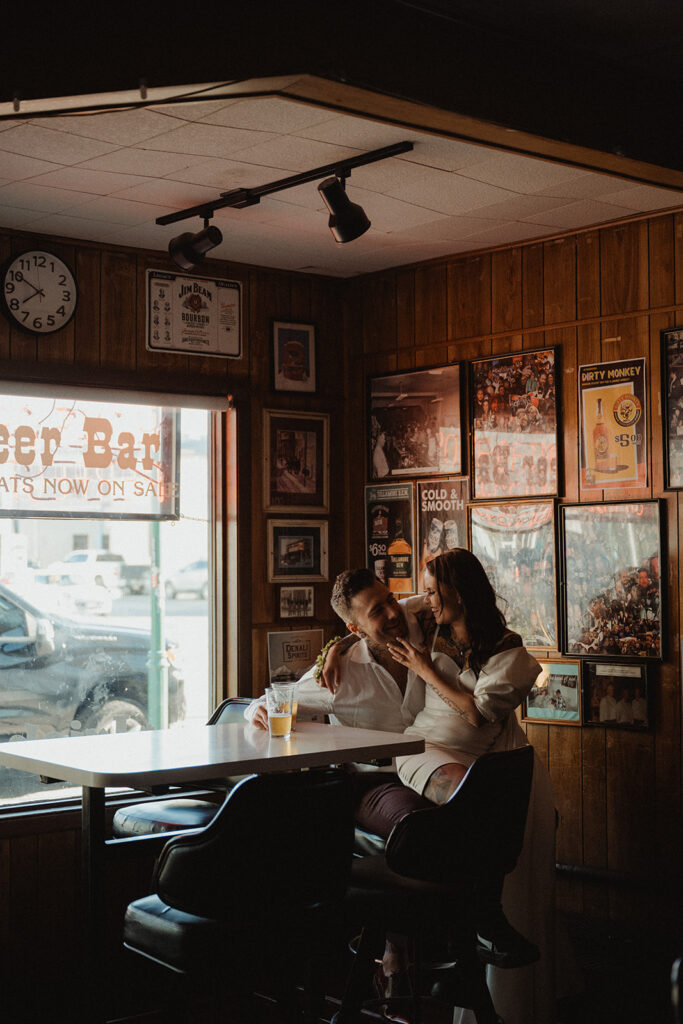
(168, 224, 223, 270)
(318, 176, 371, 243)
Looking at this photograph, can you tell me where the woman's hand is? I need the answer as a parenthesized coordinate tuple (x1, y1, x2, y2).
(386, 636, 432, 676)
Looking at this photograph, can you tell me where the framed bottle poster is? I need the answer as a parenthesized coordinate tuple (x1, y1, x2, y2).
(365, 483, 415, 595)
(416, 478, 468, 587)
(579, 358, 647, 490)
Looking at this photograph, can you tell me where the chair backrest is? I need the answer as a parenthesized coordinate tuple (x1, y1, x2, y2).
(386, 745, 534, 885)
(208, 697, 252, 725)
(152, 768, 354, 920)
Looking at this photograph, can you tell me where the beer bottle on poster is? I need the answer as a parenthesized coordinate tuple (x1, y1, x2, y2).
(387, 518, 413, 593)
(592, 397, 610, 470)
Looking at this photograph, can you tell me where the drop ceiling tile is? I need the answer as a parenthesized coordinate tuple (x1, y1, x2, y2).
(78, 148, 206, 177)
(232, 136, 361, 172)
(388, 213, 512, 242)
(521, 197, 636, 229)
(27, 167, 151, 195)
(12, 212, 134, 242)
(449, 221, 549, 247)
(595, 184, 683, 211)
(348, 157, 445, 195)
(297, 113, 418, 150)
(167, 156, 292, 190)
(457, 151, 588, 193)
(30, 109, 177, 146)
(251, 198, 326, 232)
(148, 99, 242, 122)
(143, 122, 276, 158)
(467, 193, 576, 219)
(0, 181, 94, 214)
(406, 137, 494, 171)
(536, 171, 637, 200)
(0, 150, 62, 180)
(1, 123, 118, 165)
(349, 189, 454, 231)
(0, 120, 20, 132)
(62, 196, 171, 226)
(201, 97, 334, 133)
(0, 204, 46, 229)
(389, 170, 511, 215)
(113, 177, 219, 208)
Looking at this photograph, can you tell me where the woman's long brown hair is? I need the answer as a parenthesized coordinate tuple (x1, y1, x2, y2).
(425, 548, 508, 673)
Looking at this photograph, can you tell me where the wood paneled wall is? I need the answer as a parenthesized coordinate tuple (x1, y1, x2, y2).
(350, 211, 683, 928)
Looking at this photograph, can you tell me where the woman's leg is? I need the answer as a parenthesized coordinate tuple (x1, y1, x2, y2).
(422, 762, 467, 804)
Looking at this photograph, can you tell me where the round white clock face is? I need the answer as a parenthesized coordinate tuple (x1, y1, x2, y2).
(1, 250, 78, 335)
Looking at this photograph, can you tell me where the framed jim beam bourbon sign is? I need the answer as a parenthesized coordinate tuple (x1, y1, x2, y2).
(146, 269, 241, 358)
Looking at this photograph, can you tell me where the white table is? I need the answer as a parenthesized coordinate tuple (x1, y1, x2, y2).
(0, 720, 424, 1022)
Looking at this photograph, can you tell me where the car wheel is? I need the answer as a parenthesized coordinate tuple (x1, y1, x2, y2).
(165, 581, 176, 600)
(81, 699, 148, 736)
(200, 582, 209, 600)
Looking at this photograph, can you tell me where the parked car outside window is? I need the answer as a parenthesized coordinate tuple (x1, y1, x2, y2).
(165, 559, 208, 600)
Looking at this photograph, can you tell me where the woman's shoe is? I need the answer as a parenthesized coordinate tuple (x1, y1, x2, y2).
(373, 964, 413, 1024)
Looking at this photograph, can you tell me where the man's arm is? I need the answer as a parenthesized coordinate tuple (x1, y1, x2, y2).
(244, 664, 336, 729)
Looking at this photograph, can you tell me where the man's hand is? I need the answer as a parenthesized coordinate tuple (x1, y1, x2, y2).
(251, 704, 269, 730)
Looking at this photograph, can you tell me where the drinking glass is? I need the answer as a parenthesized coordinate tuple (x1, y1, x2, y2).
(266, 684, 294, 740)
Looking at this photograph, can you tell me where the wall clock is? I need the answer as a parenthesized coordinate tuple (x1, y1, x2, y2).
(1, 250, 78, 335)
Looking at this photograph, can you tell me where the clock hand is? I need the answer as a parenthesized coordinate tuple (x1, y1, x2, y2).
(20, 278, 45, 301)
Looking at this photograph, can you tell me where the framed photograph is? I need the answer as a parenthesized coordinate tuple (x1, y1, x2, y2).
(263, 410, 329, 513)
(365, 483, 415, 595)
(279, 585, 315, 619)
(469, 499, 558, 650)
(416, 478, 468, 586)
(579, 357, 647, 490)
(267, 520, 329, 582)
(661, 326, 683, 489)
(368, 363, 463, 479)
(582, 661, 649, 729)
(522, 659, 581, 725)
(559, 500, 664, 660)
(272, 320, 316, 393)
(267, 628, 323, 683)
(469, 347, 559, 499)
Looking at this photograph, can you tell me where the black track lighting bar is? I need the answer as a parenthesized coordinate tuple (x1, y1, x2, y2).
(156, 141, 413, 226)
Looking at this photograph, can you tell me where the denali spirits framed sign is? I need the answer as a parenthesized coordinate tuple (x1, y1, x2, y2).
(146, 269, 242, 358)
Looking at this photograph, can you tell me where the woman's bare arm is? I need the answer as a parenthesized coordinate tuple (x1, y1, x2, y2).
(386, 637, 483, 727)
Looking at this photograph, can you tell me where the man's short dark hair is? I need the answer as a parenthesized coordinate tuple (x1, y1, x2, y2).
(331, 568, 378, 622)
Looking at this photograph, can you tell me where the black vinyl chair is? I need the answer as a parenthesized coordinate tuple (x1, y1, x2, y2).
(112, 697, 251, 838)
(672, 955, 682, 1023)
(335, 745, 536, 1024)
(124, 767, 354, 1022)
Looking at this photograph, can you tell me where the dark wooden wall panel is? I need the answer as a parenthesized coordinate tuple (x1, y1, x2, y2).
(357, 205, 683, 929)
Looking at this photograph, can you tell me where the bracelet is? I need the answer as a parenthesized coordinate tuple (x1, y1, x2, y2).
(314, 636, 343, 681)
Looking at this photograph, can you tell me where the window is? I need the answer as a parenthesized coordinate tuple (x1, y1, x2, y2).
(0, 391, 217, 807)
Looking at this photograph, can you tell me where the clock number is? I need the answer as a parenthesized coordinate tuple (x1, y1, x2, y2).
(56, 306, 66, 317)
(20, 310, 29, 323)
(5, 282, 14, 294)
(32, 317, 42, 330)
(47, 315, 55, 328)
(19, 259, 31, 270)
(9, 270, 24, 282)
(62, 290, 71, 301)
(34, 255, 46, 268)
(9, 299, 19, 311)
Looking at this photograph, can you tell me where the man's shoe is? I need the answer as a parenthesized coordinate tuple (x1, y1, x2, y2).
(476, 918, 540, 968)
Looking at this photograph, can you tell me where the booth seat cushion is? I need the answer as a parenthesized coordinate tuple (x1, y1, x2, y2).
(113, 798, 220, 837)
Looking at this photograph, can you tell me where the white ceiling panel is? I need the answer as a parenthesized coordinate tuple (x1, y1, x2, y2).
(0, 94, 679, 277)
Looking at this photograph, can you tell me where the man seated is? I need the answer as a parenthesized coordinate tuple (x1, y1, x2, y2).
(245, 568, 539, 982)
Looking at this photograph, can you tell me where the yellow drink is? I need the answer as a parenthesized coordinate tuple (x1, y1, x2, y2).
(291, 700, 298, 729)
(268, 711, 292, 737)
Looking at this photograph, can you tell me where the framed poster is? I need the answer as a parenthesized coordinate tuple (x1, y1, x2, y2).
(368, 363, 463, 479)
(579, 357, 647, 490)
(661, 326, 683, 489)
(522, 660, 581, 725)
(416, 478, 468, 586)
(267, 628, 323, 683)
(469, 499, 557, 650)
(560, 500, 663, 660)
(279, 586, 315, 619)
(263, 410, 329, 513)
(267, 520, 328, 582)
(146, 269, 241, 358)
(272, 320, 316, 393)
(582, 661, 649, 729)
(469, 347, 559, 499)
(365, 483, 415, 595)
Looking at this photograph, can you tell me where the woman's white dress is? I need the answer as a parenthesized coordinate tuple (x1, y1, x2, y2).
(396, 648, 560, 1024)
